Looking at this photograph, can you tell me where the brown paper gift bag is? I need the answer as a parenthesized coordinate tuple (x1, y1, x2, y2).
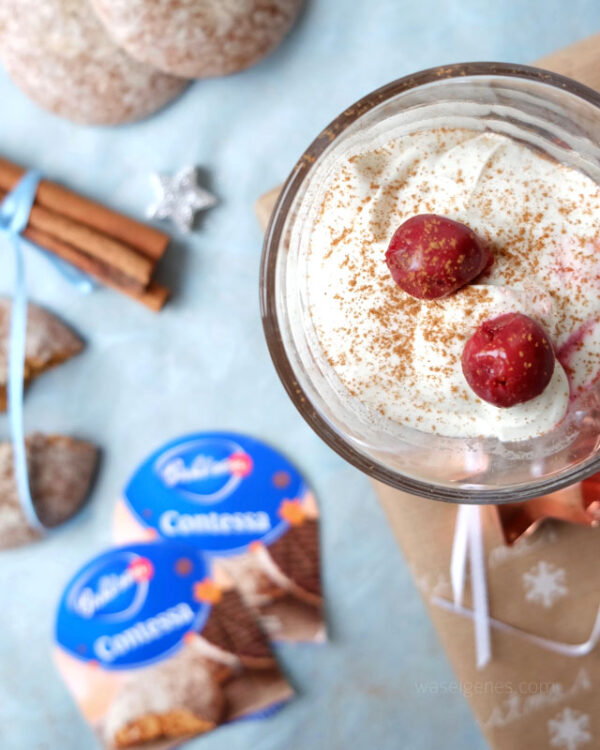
(256, 33, 600, 750)
(377, 487, 600, 750)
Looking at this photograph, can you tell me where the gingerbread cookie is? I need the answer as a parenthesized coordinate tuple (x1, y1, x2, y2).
(256, 517, 322, 607)
(0, 433, 98, 548)
(104, 648, 225, 748)
(199, 586, 275, 670)
(0, 0, 186, 125)
(0, 298, 83, 412)
(90, 0, 303, 79)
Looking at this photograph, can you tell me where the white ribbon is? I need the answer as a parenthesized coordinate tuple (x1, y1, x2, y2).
(432, 597, 600, 658)
(435, 503, 600, 664)
(448, 504, 491, 669)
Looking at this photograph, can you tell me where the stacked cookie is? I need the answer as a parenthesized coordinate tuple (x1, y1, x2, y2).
(0, 0, 303, 125)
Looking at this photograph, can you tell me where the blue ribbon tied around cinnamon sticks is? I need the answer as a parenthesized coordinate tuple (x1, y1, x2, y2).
(1, 170, 93, 530)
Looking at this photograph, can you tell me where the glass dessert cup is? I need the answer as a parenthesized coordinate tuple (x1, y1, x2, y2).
(260, 62, 600, 504)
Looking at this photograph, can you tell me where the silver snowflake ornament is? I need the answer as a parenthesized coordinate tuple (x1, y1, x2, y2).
(549, 708, 592, 750)
(523, 560, 568, 608)
(148, 166, 216, 233)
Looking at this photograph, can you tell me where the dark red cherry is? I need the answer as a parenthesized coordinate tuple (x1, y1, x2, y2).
(385, 214, 492, 299)
(461, 313, 555, 408)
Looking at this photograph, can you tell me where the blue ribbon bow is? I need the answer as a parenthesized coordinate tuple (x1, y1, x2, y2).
(1, 171, 93, 530)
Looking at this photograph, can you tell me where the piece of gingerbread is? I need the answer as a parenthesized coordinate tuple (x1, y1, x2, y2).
(0, 0, 186, 125)
(90, 0, 303, 79)
(0, 433, 98, 548)
(0, 298, 83, 412)
(253, 509, 322, 607)
(103, 648, 226, 749)
(198, 585, 276, 670)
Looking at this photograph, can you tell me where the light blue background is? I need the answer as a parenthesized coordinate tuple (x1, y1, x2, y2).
(1, 2, 599, 749)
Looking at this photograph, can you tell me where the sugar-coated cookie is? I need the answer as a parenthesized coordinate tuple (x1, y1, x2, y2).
(0, 0, 186, 124)
(90, 0, 303, 79)
(0, 433, 98, 548)
(0, 298, 83, 412)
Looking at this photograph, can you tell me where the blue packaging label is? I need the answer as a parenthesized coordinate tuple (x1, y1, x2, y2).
(55, 543, 210, 670)
(123, 432, 308, 553)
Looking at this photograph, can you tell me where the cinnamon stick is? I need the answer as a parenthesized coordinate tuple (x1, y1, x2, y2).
(0, 156, 169, 261)
(0, 188, 154, 287)
(30, 203, 153, 286)
(24, 225, 169, 311)
(136, 280, 171, 312)
(24, 225, 143, 293)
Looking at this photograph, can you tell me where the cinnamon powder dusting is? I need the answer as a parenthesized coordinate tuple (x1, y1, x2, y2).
(304, 128, 598, 439)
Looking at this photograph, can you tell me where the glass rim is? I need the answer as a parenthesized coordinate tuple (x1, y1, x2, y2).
(260, 61, 600, 504)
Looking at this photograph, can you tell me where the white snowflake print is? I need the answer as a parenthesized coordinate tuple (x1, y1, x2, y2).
(548, 707, 592, 750)
(522, 561, 567, 608)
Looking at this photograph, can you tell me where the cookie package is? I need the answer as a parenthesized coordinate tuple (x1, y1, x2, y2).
(114, 432, 326, 644)
(54, 541, 293, 749)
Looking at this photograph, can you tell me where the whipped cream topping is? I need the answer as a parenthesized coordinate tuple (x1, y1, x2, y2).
(304, 128, 600, 440)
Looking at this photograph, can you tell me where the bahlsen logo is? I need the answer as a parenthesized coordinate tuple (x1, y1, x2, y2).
(68, 552, 153, 622)
(154, 437, 253, 504)
(56, 542, 210, 670)
(123, 432, 307, 553)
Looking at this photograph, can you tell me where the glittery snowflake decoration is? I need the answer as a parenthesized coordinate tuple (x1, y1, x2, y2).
(548, 708, 592, 750)
(522, 560, 568, 608)
(148, 166, 216, 233)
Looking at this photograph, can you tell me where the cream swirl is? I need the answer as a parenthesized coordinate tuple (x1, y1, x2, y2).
(304, 128, 600, 440)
